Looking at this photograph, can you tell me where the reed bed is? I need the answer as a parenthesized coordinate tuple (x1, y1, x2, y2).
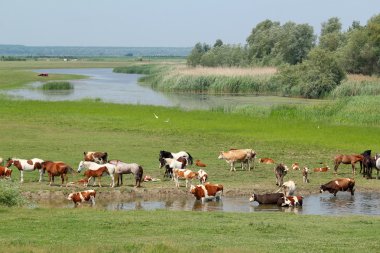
(41, 81, 73, 90)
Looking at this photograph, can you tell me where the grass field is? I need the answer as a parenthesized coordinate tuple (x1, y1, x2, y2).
(1, 59, 380, 252)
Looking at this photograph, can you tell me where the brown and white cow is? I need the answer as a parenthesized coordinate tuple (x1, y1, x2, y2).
(67, 189, 96, 206)
(278, 180, 296, 196)
(189, 182, 223, 203)
(173, 168, 198, 188)
(218, 149, 253, 171)
(313, 166, 330, 172)
(277, 196, 303, 207)
(249, 193, 284, 204)
(291, 163, 300, 170)
(0, 166, 12, 179)
(83, 151, 108, 164)
(259, 158, 275, 164)
(302, 167, 309, 183)
(320, 178, 355, 196)
(197, 169, 208, 184)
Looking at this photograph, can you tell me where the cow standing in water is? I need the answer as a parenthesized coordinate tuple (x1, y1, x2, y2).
(320, 178, 355, 196)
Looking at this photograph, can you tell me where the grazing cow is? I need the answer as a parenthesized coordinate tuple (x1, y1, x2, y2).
(249, 193, 284, 204)
(197, 169, 208, 184)
(291, 163, 300, 170)
(320, 178, 355, 196)
(259, 158, 275, 164)
(218, 149, 252, 171)
(172, 168, 198, 188)
(313, 166, 330, 172)
(278, 180, 296, 196)
(0, 166, 12, 179)
(83, 151, 108, 164)
(302, 167, 309, 183)
(189, 182, 223, 203)
(277, 196, 303, 207)
(67, 190, 96, 206)
(195, 160, 207, 167)
(274, 163, 288, 186)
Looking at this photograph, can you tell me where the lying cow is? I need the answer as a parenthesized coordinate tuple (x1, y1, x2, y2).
(249, 193, 284, 204)
(83, 151, 108, 164)
(277, 196, 303, 207)
(0, 166, 12, 178)
(274, 163, 288, 186)
(291, 163, 300, 170)
(67, 189, 96, 206)
(259, 158, 275, 164)
(320, 178, 355, 196)
(218, 149, 254, 171)
(313, 166, 330, 172)
(190, 182, 223, 203)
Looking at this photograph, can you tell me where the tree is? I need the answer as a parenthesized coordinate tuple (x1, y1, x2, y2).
(319, 17, 345, 52)
(186, 42, 210, 67)
(213, 39, 223, 48)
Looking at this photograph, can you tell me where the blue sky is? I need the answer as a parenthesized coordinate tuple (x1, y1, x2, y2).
(1, 0, 378, 47)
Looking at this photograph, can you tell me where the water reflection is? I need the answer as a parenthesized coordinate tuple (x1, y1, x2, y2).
(2, 68, 328, 110)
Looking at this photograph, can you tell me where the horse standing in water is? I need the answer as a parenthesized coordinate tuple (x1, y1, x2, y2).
(6, 158, 44, 183)
(333, 154, 363, 175)
(108, 160, 143, 187)
(41, 161, 74, 187)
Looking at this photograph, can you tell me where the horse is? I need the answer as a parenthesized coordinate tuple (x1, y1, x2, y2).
(77, 161, 116, 187)
(82, 167, 109, 187)
(159, 157, 187, 179)
(374, 154, 380, 180)
(333, 154, 363, 175)
(41, 161, 75, 187)
(159, 150, 193, 165)
(108, 160, 143, 187)
(5, 158, 44, 183)
(361, 150, 376, 179)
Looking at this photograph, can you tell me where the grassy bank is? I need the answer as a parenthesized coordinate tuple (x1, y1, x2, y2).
(0, 208, 379, 253)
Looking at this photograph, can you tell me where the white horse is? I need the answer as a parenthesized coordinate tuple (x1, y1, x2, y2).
(6, 158, 44, 183)
(374, 154, 380, 179)
(77, 161, 116, 187)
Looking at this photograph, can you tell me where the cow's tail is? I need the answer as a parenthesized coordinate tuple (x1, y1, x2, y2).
(187, 152, 193, 165)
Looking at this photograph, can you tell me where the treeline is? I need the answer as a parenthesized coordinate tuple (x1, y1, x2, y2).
(187, 14, 380, 98)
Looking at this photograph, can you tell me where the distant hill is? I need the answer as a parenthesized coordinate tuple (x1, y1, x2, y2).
(0, 45, 192, 57)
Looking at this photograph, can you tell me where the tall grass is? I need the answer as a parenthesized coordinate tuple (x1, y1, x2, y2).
(331, 80, 380, 98)
(41, 81, 73, 90)
(0, 180, 26, 207)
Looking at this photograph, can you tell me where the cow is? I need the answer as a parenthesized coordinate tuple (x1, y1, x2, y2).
(197, 169, 208, 184)
(83, 151, 108, 164)
(277, 180, 296, 196)
(274, 163, 288, 186)
(249, 193, 284, 204)
(320, 178, 355, 196)
(189, 182, 223, 203)
(173, 168, 198, 188)
(67, 190, 96, 206)
(0, 157, 3, 166)
(313, 166, 330, 172)
(259, 158, 275, 164)
(195, 159, 207, 167)
(218, 149, 252, 171)
(0, 166, 12, 179)
(277, 196, 303, 207)
(302, 167, 309, 183)
(291, 163, 300, 170)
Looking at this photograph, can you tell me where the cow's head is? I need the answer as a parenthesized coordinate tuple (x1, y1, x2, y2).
(217, 152, 224, 159)
(319, 185, 325, 193)
(249, 193, 256, 202)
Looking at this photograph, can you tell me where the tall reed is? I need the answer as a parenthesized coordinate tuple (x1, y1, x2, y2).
(41, 81, 73, 90)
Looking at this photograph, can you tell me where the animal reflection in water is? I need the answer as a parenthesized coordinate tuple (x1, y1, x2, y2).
(192, 199, 223, 211)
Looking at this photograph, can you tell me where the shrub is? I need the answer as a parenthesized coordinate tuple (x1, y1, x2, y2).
(41, 81, 73, 90)
(0, 180, 26, 207)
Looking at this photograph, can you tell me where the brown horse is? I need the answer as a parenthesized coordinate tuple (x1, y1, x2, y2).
(41, 161, 74, 186)
(333, 154, 363, 174)
(83, 166, 109, 187)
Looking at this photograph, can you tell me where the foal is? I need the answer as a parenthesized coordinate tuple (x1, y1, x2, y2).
(83, 166, 109, 187)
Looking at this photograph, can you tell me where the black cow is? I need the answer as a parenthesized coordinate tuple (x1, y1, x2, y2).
(249, 193, 284, 204)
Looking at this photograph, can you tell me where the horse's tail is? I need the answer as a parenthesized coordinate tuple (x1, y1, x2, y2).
(138, 166, 143, 183)
(67, 166, 76, 174)
(187, 152, 193, 165)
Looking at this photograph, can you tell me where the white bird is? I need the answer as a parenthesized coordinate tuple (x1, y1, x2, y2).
(153, 113, 159, 119)
(164, 118, 170, 123)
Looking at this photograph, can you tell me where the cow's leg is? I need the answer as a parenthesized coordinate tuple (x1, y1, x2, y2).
(38, 169, 43, 182)
(90, 195, 95, 205)
(20, 171, 24, 183)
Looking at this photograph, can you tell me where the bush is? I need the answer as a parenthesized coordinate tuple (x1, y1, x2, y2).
(0, 180, 26, 207)
(41, 81, 73, 90)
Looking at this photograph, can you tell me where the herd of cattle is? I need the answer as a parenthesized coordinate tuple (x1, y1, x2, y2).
(0, 148, 379, 207)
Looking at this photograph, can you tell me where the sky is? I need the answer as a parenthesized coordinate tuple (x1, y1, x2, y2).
(1, 0, 379, 47)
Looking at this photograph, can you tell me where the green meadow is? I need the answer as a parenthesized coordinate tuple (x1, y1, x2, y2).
(0, 60, 380, 252)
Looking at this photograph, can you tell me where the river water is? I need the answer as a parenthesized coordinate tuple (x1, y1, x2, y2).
(34, 192, 380, 216)
(3, 68, 326, 110)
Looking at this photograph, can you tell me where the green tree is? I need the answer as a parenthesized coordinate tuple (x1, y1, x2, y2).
(187, 42, 210, 67)
(319, 17, 345, 52)
(213, 39, 223, 48)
